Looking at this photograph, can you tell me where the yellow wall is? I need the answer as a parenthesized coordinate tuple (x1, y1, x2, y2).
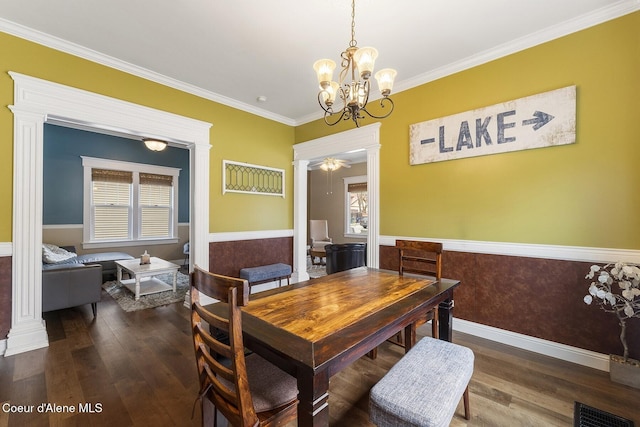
(0, 32, 294, 240)
(296, 12, 640, 250)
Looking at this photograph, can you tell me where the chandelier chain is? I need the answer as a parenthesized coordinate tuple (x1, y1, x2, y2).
(313, 0, 396, 127)
(349, 0, 357, 48)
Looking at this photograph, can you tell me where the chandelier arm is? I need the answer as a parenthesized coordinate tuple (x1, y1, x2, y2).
(360, 97, 395, 120)
(323, 109, 348, 126)
(316, 92, 336, 115)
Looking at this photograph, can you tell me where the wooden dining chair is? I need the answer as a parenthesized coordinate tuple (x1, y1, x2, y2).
(190, 266, 298, 426)
(389, 240, 442, 345)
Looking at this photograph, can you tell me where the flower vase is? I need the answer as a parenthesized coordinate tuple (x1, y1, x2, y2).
(609, 355, 640, 389)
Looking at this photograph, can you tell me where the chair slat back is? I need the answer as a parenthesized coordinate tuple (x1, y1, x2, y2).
(190, 266, 258, 427)
(396, 240, 443, 280)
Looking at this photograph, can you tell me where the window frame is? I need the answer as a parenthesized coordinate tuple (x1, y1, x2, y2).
(82, 156, 180, 249)
(343, 175, 368, 239)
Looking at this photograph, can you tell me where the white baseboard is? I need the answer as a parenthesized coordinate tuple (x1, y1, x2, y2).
(454, 318, 610, 372)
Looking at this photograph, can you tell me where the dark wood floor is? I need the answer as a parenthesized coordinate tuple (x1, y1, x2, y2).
(1, 289, 639, 427)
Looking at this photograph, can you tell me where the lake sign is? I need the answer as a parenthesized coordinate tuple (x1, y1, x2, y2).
(409, 86, 576, 165)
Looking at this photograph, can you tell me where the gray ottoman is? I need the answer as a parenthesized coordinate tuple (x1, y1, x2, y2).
(240, 263, 292, 290)
(370, 337, 474, 427)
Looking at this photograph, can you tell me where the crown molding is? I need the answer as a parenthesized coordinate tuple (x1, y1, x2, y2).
(0, 17, 296, 127)
(393, 0, 640, 98)
(295, 0, 640, 126)
(1, 1, 638, 127)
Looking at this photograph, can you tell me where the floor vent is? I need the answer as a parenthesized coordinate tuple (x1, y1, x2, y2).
(574, 402, 634, 427)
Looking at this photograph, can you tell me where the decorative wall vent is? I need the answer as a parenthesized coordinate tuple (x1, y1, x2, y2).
(223, 160, 285, 197)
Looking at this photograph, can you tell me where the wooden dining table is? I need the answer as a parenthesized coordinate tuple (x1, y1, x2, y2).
(207, 266, 461, 427)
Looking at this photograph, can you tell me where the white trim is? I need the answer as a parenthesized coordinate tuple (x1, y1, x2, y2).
(294, 124, 382, 279)
(42, 223, 190, 229)
(83, 238, 179, 250)
(4, 235, 637, 263)
(1, 3, 636, 127)
(296, 1, 640, 125)
(81, 156, 180, 246)
(42, 224, 83, 229)
(380, 235, 640, 263)
(453, 318, 610, 372)
(209, 229, 293, 243)
(6, 72, 212, 357)
(0, 243, 12, 257)
(0, 18, 295, 127)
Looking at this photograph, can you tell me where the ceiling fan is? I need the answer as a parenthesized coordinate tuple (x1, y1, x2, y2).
(309, 157, 352, 171)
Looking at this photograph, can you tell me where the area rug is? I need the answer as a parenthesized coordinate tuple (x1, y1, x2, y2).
(102, 272, 189, 312)
(307, 256, 327, 279)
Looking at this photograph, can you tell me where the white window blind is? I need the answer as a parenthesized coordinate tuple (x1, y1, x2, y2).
(91, 169, 132, 240)
(139, 173, 173, 238)
(83, 157, 180, 247)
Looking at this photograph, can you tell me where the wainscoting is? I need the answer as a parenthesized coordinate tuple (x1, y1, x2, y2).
(2, 232, 639, 368)
(380, 244, 640, 361)
(208, 236, 293, 278)
(0, 256, 10, 341)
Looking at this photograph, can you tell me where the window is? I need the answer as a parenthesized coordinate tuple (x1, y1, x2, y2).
(344, 175, 367, 236)
(82, 157, 180, 248)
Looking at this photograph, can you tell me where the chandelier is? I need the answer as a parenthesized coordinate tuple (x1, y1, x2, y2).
(313, 0, 397, 127)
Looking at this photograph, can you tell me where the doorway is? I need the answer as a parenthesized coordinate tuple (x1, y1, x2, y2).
(292, 123, 381, 282)
(5, 72, 212, 356)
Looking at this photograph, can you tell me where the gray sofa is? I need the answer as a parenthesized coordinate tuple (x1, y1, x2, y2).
(42, 245, 134, 316)
(43, 246, 134, 282)
(42, 263, 102, 317)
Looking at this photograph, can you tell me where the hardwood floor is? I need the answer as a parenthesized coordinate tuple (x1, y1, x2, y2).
(1, 290, 639, 426)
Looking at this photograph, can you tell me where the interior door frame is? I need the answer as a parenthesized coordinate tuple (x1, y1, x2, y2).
(5, 72, 212, 356)
(292, 123, 381, 282)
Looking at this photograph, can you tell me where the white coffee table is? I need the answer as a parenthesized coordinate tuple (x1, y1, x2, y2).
(115, 257, 180, 301)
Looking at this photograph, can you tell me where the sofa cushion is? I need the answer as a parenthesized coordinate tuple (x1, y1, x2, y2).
(75, 252, 134, 264)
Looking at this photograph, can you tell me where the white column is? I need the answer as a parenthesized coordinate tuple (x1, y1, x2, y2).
(292, 158, 310, 283)
(190, 141, 211, 272)
(184, 140, 211, 307)
(366, 146, 380, 269)
(5, 108, 49, 356)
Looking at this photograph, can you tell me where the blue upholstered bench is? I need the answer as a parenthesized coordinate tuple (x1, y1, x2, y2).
(239, 263, 292, 289)
(369, 337, 474, 427)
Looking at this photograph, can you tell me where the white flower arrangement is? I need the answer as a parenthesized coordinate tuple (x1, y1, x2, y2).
(584, 262, 640, 362)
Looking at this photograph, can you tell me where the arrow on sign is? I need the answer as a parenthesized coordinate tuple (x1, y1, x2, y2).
(522, 111, 554, 131)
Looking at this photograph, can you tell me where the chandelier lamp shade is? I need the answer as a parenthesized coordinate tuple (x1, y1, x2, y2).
(313, 0, 397, 127)
(142, 138, 168, 151)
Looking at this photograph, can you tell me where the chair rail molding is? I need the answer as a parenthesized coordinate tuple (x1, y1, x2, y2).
(380, 235, 640, 263)
(5, 72, 212, 357)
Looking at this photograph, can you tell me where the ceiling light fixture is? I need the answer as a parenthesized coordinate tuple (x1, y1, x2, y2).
(313, 0, 397, 128)
(143, 138, 168, 152)
(319, 157, 350, 171)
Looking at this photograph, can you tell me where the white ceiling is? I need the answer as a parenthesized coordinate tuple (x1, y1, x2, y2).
(0, 0, 637, 126)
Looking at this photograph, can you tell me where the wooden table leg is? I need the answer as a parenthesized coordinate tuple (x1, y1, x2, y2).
(404, 322, 417, 352)
(297, 368, 329, 427)
(438, 298, 455, 341)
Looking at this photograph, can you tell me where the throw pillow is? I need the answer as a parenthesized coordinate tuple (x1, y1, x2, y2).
(42, 243, 77, 264)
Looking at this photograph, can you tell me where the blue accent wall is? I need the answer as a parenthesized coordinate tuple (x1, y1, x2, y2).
(43, 124, 190, 224)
